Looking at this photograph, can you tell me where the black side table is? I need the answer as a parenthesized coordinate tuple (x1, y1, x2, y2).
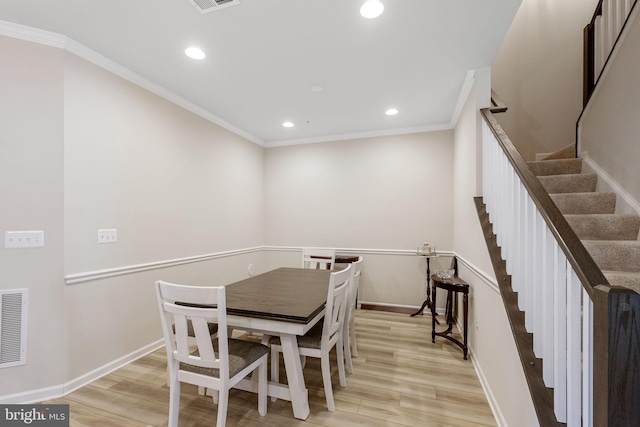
(431, 274, 469, 359)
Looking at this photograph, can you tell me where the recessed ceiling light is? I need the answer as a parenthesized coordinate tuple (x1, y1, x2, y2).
(282, 121, 294, 128)
(184, 47, 206, 60)
(385, 108, 399, 116)
(310, 85, 325, 93)
(360, 0, 384, 19)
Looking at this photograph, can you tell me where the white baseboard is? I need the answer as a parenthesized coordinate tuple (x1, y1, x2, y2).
(454, 256, 507, 426)
(358, 300, 420, 310)
(581, 152, 640, 216)
(0, 384, 65, 405)
(471, 355, 509, 427)
(0, 339, 164, 404)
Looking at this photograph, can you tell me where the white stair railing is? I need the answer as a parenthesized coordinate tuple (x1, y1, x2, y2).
(480, 105, 640, 426)
(482, 118, 594, 425)
(585, 0, 638, 103)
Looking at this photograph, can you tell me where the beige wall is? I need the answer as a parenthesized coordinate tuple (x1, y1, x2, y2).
(63, 53, 264, 273)
(264, 132, 455, 307)
(0, 35, 266, 399)
(453, 68, 538, 426)
(61, 52, 266, 380)
(264, 133, 454, 250)
(579, 10, 640, 210)
(0, 36, 67, 396)
(492, 0, 598, 160)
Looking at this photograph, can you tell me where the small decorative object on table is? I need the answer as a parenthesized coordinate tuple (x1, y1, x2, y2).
(435, 269, 455, 279)
(417, 241, 436, 256)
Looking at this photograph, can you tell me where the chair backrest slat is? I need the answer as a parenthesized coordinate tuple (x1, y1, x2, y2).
(348, 257, 363, 309)
(323, 264, 351, 344)
(156, 281, 229, 377)
(302, 247, 336, 270)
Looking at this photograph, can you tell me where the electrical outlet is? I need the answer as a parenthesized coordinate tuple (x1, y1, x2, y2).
(5, 231, 44, 248)
(98, 229, 117, 244)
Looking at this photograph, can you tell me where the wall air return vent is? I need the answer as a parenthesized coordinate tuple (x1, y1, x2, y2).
(0, 289, 27, 368)
(189, 0, 240, 14)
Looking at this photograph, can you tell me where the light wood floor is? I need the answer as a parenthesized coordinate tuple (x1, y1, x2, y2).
(43, 310, 497, 426)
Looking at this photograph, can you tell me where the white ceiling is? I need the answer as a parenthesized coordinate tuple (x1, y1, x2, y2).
(0, 0, 521, 146)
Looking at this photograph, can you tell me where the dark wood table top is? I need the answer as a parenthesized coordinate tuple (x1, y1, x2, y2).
(335, 255, 360, 263)
(431, 274, 470, 292)
(225, 267, 331, 324)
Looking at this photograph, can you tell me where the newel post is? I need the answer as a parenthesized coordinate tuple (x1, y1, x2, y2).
(593, 286, 640, 426)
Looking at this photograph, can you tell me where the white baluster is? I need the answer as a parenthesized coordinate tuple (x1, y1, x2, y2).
(624, 0, 633, 19)
(566, 268, 582, 425)
(603, 0, 614, 55)
(518, 194, 536, 332)
(542, 228, 556, 387)
(582, 288, 594, 427)
(496, 152, 505, 250)
(595, 15, 605, 78)
(531, 209, 540, 351)
(511, 180, 522, 288)
(504, 165, 514, 269)
(614, 0, 623, 38)
(554, 251, 568, 423)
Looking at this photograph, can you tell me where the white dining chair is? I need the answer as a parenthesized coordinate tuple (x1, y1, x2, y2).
(267, 263, 351, 412)
(343, 256, 363, 374)
(302, 247, 336, 270)
(156, 280, 268, 427)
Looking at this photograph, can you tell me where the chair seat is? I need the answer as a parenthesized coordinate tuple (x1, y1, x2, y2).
(269, 320, 324, 350)
(180, 338, 269, 378)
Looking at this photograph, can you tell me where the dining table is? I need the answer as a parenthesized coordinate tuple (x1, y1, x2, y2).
(222, 267, 332, 420)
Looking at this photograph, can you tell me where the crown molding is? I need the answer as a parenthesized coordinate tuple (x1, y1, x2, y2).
(449, 69, 477, 127)
(0, 20, 265, 147)
(0, 20, 66, 48)
(263, 122, 454, 148)
(0, 20, 479, 149)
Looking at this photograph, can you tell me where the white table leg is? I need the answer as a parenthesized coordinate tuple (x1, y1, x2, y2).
(279, 333, 310, 420)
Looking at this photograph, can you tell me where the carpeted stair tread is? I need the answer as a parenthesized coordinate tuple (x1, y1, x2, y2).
(538, 173, 597, 194)
(601, 270, 640, 293)
(549, 192, 616, 214)
(565, 214, 640, 240)
(528, 158, 582, 176)
(582, 240, 640, 272)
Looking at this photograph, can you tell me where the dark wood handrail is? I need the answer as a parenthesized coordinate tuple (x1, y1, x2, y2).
(489, 89, 508, 113)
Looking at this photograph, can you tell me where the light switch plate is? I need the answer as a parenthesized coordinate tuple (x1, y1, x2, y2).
(98, 229, 117, 244)
(5, 231, 44, 248)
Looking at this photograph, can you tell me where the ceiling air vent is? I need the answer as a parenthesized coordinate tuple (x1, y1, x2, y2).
(189, 0, 240, 14)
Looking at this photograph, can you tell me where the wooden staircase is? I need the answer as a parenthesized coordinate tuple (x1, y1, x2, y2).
(480, 106, 640, 425)
(528, 148, 640, 293)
